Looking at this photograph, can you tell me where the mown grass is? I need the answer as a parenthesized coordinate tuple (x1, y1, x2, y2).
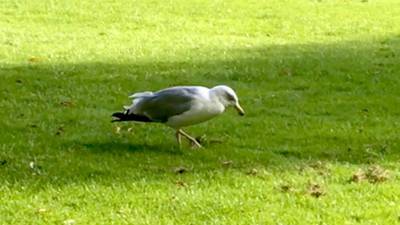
(1, 0, 400, 224)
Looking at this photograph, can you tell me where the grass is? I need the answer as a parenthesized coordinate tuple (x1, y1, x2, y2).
(1, 0, 400, 224)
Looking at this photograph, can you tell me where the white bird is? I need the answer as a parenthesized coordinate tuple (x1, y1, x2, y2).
(112, 85, 245, 147)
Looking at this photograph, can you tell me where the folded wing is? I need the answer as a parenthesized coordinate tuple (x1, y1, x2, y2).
(124, 87, 199, 123)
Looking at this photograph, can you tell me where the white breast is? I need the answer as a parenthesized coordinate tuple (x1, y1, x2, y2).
(165, 100, 225, 128)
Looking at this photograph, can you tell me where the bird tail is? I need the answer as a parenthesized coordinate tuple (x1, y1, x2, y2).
(113, 91, 154, 122)
(111, 112, 153, 123)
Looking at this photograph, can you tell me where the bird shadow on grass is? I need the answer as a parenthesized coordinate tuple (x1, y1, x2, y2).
(79, 141, 182, 155)
(1, 35, 400, 186)
(78, 141, 182, 155)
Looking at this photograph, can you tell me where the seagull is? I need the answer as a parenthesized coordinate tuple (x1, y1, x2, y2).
(112, 85, 245, 148)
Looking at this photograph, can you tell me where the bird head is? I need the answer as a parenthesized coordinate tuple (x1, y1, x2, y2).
(211, 85, 245, 116)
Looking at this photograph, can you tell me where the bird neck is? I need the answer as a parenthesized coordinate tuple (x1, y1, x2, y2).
(209, 88, 229, 107)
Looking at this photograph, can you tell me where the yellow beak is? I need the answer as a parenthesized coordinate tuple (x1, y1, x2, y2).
(235, 103, 245, 116)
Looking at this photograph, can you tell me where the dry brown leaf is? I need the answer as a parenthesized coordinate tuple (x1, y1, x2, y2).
(60, 100, 74, 107)
(55, 127, 64, 136)
(350, 166, 390, 184)
(175, 180, 188, 187)
(308, 183, 324, 198)
(279, 184, 293, 193)
(221, 160, 233, 166)
(246, 168, 258, 176)
(367, 165, 390, 183)
(279, 68, 292, 76)
(28, 56, 41, 63)
(309, 161, 325, 170)
(350, 169, 367, 183)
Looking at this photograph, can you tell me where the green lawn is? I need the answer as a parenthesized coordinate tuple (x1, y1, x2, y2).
(1, 0, 400, 224)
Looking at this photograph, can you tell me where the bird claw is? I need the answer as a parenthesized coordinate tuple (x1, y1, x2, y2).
(190, 141, 202, 149)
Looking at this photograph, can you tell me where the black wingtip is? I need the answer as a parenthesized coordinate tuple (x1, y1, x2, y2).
(111, 118, 120, 123)
(111, 111, 153, 123)
(111, 112, 125, 123)
(112, 112, 125, 117)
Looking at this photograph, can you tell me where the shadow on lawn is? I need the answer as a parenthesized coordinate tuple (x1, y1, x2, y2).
(80, 141, 182, 155)
(1, 36, 400, 183)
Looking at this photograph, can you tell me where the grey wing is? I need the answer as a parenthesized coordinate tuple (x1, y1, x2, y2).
(139, 88, 199, 122)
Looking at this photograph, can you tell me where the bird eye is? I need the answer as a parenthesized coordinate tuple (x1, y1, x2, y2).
(226, 93, 235, 101)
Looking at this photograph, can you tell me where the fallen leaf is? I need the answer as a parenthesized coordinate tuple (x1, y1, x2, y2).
(309, 161, 324, 170)
(60, 100, 74, 107)
(175, 180, 188, 187)
(350, 169, 367, 183)
(37, 208, 47, 213)
(246, 168, 258, 176)
(63, 219, 76, 225)
(350, 166, 390, 184)
(308, 183, 324, 198)
(174, 167, 188, 174)
(279, 68, 292, 76)
(28, 56, 41, 63)
(56, 127, 64, 136)
(29, 161, 42, 175)
(367, 165, 390, 183)
(221, 160, 233, 166)
(279, 184, 293, 193)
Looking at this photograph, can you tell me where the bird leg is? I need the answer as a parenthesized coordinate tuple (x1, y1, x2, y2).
(175, 130, 182, 146)
(178, 129, 202, 148)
